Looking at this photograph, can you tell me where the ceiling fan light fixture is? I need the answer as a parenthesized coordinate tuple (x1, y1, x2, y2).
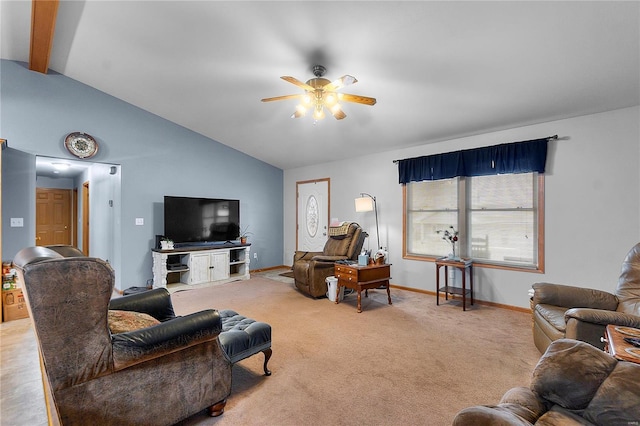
(313, 105, 325, 120)
(343, 75, 356, 86)
(291, 105, 307, 119)
(262, 65, 376, 121)
(330, 104, 346, 120)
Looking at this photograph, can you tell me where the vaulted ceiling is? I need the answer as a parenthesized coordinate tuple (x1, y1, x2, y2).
(2, 1, 638, 170)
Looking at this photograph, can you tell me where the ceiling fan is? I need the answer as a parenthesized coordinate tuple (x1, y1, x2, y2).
(261, 65, 376, 120)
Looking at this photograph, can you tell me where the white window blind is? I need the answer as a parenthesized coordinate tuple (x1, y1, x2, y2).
(405, 172, 542, 269)
(468, 173, 537, 265)
(406, 178, 458, 256)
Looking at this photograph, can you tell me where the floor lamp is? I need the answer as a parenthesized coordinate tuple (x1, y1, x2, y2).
(354, 193, 380, 249)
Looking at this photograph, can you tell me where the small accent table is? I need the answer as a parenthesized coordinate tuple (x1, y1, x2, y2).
(603, 324, 640, 364)
(435, 258, 473, 311)
(334, 263, 392, 313)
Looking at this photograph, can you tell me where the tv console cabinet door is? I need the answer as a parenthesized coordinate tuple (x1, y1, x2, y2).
(189, 253, 211, 284)
(210, 251, 230, 282)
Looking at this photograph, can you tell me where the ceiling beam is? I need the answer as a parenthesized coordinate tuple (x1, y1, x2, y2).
(29, 0, 59, 74)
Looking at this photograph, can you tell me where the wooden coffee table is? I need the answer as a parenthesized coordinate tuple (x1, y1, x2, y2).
(604, 324, 640, 364)
(334, 263, 392, 313)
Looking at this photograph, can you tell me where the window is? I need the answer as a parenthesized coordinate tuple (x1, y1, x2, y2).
(404, 172, 544, 271)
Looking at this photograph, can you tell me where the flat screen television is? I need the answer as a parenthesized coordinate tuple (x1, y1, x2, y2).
(164, 196, 240, 247)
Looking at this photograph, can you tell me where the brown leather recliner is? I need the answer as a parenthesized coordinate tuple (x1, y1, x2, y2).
(293, 222, 365, 298)
(44, 244, 85, 257)
(453, 339, 640, 425)
(531, 242, 640, 353)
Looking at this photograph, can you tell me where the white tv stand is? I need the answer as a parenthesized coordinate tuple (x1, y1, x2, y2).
(151, 243, 251, 289)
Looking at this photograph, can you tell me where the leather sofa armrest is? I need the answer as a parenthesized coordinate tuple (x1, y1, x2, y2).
(111, 309, 223, 369)
(109, 288, 176, 322)
(453, 389, 545, 426)
(565, 308, 640, 328)
(294, 251, 323, 262)
(532, 282, 618, 310)
(499, 387, 548, 423)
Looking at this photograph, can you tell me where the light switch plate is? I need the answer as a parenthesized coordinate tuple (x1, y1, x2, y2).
(10, 218, 24, 227)
(135, 218, 144, 226)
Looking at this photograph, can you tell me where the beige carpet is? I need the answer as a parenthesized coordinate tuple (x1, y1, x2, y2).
(171, 274, 541, 426)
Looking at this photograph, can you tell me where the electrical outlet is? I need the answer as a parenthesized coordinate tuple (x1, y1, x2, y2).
(254, 253, 258, 259)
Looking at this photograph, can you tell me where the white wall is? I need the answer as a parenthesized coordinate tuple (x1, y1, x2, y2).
(284, 107, 640, 309)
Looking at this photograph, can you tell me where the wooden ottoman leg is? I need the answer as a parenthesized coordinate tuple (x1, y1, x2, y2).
(263, 348, 272, 376)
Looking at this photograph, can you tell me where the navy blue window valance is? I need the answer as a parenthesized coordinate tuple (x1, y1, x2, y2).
(397, 137, 548, 184)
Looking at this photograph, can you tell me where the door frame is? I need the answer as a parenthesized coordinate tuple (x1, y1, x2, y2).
(82, 181, 89, 256)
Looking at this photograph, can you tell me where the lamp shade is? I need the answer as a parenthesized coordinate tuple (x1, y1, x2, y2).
(355, 196, 375, 212)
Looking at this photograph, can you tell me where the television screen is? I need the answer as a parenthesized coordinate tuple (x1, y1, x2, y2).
(164, 196, 240, 246)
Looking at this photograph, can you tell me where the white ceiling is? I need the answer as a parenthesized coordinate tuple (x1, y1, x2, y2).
(2, 1, 639, 170)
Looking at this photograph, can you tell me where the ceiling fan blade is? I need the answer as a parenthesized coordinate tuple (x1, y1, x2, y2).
(261, 94, 302, 102)
(339, 93, 377, 106)
(331, 108, 346, 120)
(324, 75, 357, 92)
(281, 76, 316, 92)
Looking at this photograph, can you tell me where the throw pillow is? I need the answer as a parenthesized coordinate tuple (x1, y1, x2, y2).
(108, 310, 160, 334)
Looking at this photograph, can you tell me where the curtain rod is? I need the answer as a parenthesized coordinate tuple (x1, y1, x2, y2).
(392, 135, 558, 164)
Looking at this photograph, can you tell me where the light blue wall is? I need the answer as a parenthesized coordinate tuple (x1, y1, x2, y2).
(36, 175, 75, 189)
(2, 148, 36, 258)
(1, 59, 283, 290)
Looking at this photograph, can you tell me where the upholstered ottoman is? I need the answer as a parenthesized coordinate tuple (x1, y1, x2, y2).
(218, 310, 272, 376)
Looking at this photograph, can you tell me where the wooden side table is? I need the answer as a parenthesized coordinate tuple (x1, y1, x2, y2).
(435, 258, 473, 311)
(334, 263, 392, 313)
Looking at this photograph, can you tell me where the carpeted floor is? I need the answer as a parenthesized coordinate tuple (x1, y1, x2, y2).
(0, 271, 541, 426)
(171, 272, 541, 425)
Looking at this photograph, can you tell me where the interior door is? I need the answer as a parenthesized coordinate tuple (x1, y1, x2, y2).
(35, 188, 72, 246)
(297, 179, 330, 252)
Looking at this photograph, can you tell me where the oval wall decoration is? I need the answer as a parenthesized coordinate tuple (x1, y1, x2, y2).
(305, 195, 319, 237)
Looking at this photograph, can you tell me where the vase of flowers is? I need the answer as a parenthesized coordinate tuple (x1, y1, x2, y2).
(436, 226, 459, 260)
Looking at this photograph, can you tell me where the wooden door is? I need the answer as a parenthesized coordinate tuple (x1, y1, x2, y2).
(297, 178, 330, 252)
(36, 188, 72, 246)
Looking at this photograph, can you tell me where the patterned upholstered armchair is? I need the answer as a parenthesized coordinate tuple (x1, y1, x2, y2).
(13, 246, 232, 426)
(292, 222, 365, 298)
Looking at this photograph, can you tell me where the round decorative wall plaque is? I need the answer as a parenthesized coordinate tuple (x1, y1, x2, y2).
(64, 132, 99, 159)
